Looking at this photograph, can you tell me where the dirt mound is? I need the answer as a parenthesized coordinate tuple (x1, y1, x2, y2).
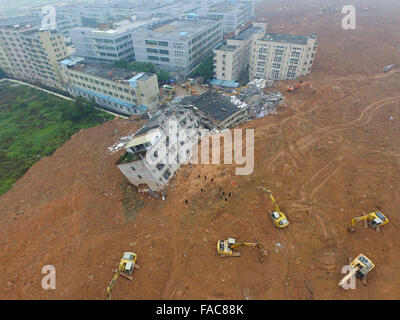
(1, 0, 400, 299)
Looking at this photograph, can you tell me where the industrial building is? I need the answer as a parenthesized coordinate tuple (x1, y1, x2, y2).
(249, 33, 318, 81)
(132, 17, 223, 74)
(213, 21, 266, 82)
(116, 107, 202, 191)
(0, 16, 70, 88)
(196, 1, 256, 35)
(70, 17, 163, 64)
(59, 57, 159, 116)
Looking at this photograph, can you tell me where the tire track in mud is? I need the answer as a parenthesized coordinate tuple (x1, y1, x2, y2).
(296, 96, 400, 151)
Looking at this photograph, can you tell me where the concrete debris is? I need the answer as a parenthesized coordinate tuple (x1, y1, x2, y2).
(245, 91, 283, 119)
(108, 132, 136, 153)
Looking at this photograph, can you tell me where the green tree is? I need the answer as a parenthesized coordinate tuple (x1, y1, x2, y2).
(157, 69, 170, 84)
(190, 54, 214, 80)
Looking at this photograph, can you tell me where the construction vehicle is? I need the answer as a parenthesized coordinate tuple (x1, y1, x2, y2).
(183, 81, 200, 95)
(230, 86, 248, 96)
(106, 252, 139, 300)
(259, 187, 289, 228)
(217, 238, 267, 261)
(287, 80, 311, 93)
(383, 64, 395, 72)
(338, 254, 375, 287)
(348, 211, 388, 232)
(162, 85, 176, 101)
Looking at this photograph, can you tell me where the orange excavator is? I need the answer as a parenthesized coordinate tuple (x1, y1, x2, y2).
(183, 81, 200, 95)
(287, 80, 311, 93)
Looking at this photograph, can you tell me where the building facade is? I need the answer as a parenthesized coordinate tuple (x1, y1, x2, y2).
(59, 57, 159, 116)
(249, 33, 318, 81)
(117, 107, 202, 191)
(132, 17, 223, 74)
(213, 21, 266, 81)
(0, 16, 69, 88)
(70, 17, 162, 64)
(197, 1, 255, 35)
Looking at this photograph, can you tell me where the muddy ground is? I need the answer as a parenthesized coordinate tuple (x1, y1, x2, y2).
(1, 0, 400, 299)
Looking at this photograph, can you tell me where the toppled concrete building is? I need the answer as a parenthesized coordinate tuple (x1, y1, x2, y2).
(116, 107, 202, 191)
(179, 91, 249, 130)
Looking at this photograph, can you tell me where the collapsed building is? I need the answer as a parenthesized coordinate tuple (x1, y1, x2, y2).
(179, 91, 249, 130)
(116, 107, 202, 191)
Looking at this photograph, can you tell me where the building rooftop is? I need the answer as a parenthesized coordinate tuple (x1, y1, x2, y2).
(261, 33, 317, 45)
(145, 18, 219, 40)
(0, 15, 41, 28)
(233, 25, 263, 41)
(215, 44, 238, 52)
(181, 91, 242, 122)
(60, 58, 154, 85)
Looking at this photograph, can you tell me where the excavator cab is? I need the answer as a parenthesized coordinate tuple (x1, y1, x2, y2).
(338, 253, 375, 287)
(368, 211, 387, 228)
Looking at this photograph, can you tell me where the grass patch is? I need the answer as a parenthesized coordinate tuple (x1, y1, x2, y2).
(0, 81, 113, 195)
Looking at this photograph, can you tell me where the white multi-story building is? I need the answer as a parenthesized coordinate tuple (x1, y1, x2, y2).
(59, 57, 159, 116)
(70, 17, 162, 64)
(213, 21, 266, 82)
(133, 17, 223, 74)
(249, 33, 318, 81)
(117, 107, 202, 191)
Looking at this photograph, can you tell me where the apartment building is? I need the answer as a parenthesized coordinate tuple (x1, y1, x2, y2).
(197, 1, 255, 35)
(117, 107, 202, 191)
(59, 57, 159, 116)
(133, 17, 223, 74)
(0, 16, 70, 88)
(249, 33, 318, 81)
(70, 17, 161, 64)
(213, 21, 266, 82)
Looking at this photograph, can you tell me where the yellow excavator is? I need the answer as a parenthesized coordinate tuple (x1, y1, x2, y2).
(348, 211, 388, 232)
(106, 252, 139, 300)
(258, 187, 289, 228)
(217, 238, 267, 261)
(230, 86, 248, 96)
(338, 254, 375, 287)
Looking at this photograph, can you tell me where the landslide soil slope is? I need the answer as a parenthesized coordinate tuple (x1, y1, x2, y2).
(1, 0, 400, 299)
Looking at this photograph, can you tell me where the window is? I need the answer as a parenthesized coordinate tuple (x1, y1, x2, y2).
(131, 166, 136, 171)
(162, 169, 171, 180)
(137, 175, 142, 179)
(156, 163, 165, 171)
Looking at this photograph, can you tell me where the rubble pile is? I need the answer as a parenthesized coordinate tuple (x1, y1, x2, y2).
(244, 90, 283, 119)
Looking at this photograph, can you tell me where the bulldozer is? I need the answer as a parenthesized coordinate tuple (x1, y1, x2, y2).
(217, 238, 267, 261)
(106, 252, 139, 300)
(338, 254, 375, 288)
(287, 80, 311, 93)
(347, 211, 388, 232)
(258, 187, 289, 228)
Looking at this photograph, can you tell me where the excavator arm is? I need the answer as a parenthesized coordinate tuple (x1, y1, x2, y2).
(231, 242, 267, 261)
(106, 270, 121, 300)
